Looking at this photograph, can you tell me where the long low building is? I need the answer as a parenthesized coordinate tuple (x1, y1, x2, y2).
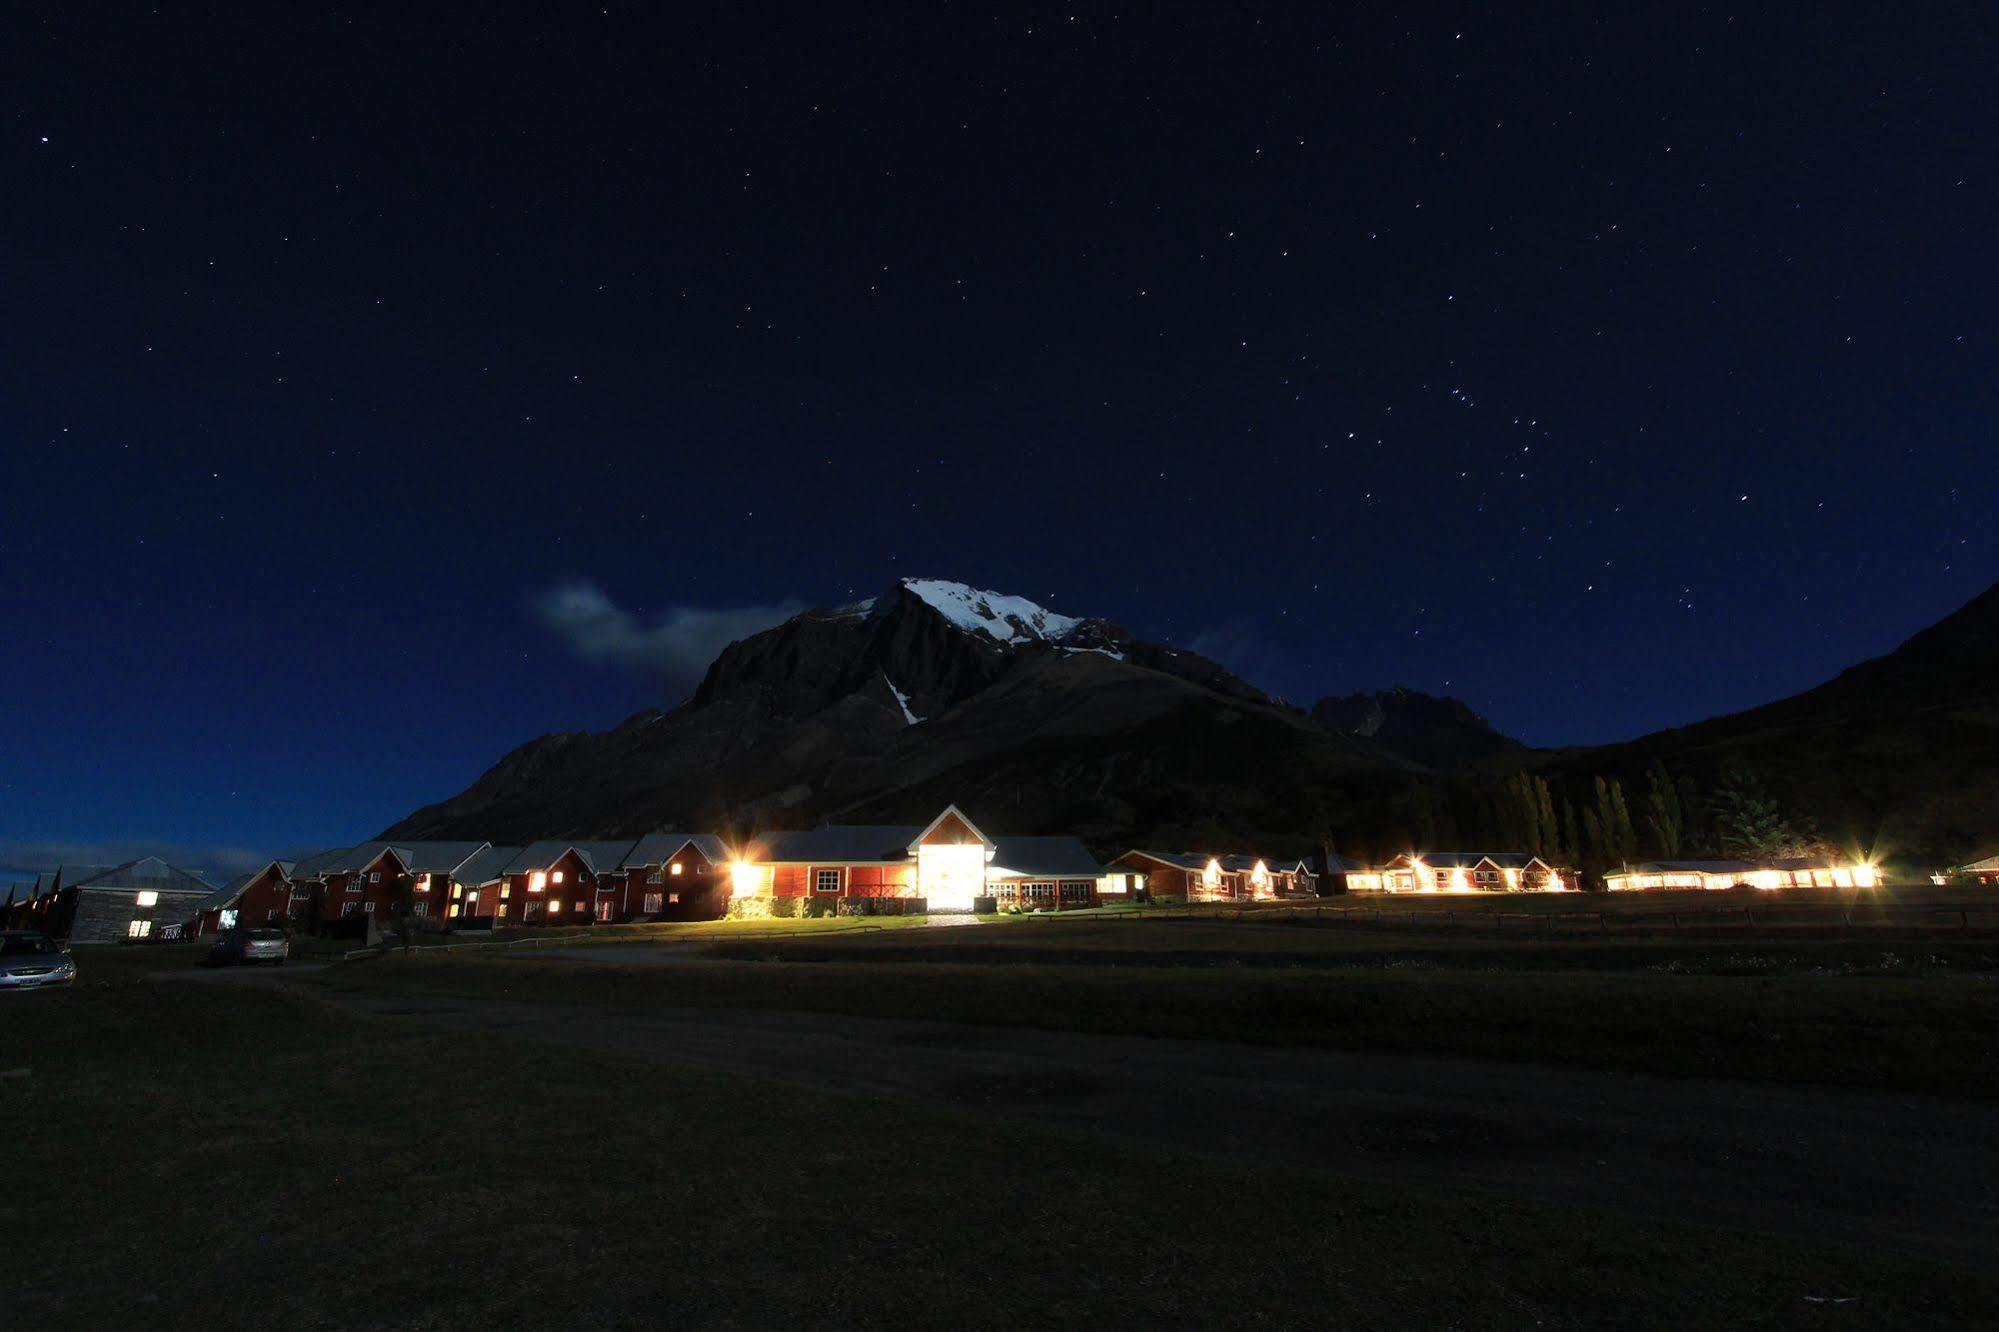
(1956, 855, 1999, 886)
(1605, 859, 1881, 891)
(1106, 850, 1320, 902)
(1347, 852, 1570, 894)
(730, 807, 1105, 913)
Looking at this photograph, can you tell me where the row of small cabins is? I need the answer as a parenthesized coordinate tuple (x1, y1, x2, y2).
(3, 803, 1907, 944)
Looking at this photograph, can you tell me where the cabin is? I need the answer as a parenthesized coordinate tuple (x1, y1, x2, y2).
(303, 842, 490, 925)
(1605, 859, 1881, 891)
(499, 840, 644, 925)
(193, 860, 296, 935)
(1355, 852, 1569, 893)
(732, 806, 1100, 913)
(282, 847, 352, 925)
(1220, 854, 1320, 899)
(21, 857, 219, 942)
(616, 834, 732, 920)
(1314, 852, 1368, 894)
(445, 845, 521, 925)
(1263, 856, 1327, 896)
(1109, 851, 1227, 902)
(1108, 849, 1318, 902)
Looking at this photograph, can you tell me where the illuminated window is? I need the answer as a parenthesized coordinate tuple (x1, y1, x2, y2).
(135, 890, 159, 907)
(127, 919, 152, 938)
(815, 868, 842, 894)
(670, 862, 684, 876)
(552, 871, 564, 885)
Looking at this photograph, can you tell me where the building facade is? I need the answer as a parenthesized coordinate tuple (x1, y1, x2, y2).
(1350, 852, 1569, 894)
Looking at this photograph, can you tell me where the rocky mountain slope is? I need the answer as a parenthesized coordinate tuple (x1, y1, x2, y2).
(388, 575, 1999, 865)
(1311, 687, 1524, 771)
(386, 579, 1410, 848)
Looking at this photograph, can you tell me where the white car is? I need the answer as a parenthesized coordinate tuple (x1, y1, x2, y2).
(0, 932, 77, 989)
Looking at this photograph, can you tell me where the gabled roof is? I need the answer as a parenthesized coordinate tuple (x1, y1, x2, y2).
(1403, 851, 1550, 871)
(503, 840, 635, 875)
(327, 842, 489, 876)
(195, 860, 294, 912)
(66, 856, 214, 895)
(745, 826, 926, 864)
(288, 848, 353, 881)
(988, 836, 1102, 879)
(452, 846, 523, 886)
(1119, 849, 1210, 871)
(1614, 860, 1764, 875)
(393, 842, 491, 874)
(907, 804, 994, 851)
(624, 833, 731, 867)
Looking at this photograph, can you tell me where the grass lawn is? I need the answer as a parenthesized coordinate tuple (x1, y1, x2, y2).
(4, 965, 1994, 1327)
(319, 927, 1999, 1098)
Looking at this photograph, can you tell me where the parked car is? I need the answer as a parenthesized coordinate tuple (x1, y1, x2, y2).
(204, 928, 289, 967)
(0, 931, 77, 989)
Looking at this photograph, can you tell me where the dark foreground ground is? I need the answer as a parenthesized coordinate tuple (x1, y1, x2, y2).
(5, 902, 1998, 1327)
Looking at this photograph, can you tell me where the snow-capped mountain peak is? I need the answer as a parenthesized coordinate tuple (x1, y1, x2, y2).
(898, 578, 1082, 645)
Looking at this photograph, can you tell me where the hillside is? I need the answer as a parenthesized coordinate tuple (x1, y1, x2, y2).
(1311, 687, 1524, 770)
(1503, 581, 1999, 862)
(389, 576, 1999, 866)
(386, 579, 1412, 848)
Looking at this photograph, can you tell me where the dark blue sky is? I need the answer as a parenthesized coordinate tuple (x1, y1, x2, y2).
(4, 5, 1994, 877)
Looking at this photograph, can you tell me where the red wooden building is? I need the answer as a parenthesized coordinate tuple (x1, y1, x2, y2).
(192, 860, 297, 935)
(731, 806, 1102, 913)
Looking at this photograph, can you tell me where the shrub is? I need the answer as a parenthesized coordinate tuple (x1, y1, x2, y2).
(836, 896, 927, 917)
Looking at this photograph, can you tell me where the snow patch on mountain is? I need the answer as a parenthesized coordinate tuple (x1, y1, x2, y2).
(901, 578, 1081, 644)
(882, 672, 922, 725)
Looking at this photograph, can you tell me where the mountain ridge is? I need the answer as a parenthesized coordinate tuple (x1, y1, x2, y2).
(386, 576, 1999, 864)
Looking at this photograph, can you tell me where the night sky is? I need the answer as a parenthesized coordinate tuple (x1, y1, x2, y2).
(4, 6, 1994, 876)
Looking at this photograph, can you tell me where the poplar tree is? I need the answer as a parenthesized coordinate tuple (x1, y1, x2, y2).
(1643, 759, 1684, 857)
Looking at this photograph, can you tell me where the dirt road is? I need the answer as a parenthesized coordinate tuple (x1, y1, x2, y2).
(319, 986, 1999, 1259)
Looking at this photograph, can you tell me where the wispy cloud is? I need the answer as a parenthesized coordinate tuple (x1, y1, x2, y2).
(0, 839, 274, 886)
(534, 581, 805, 694)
